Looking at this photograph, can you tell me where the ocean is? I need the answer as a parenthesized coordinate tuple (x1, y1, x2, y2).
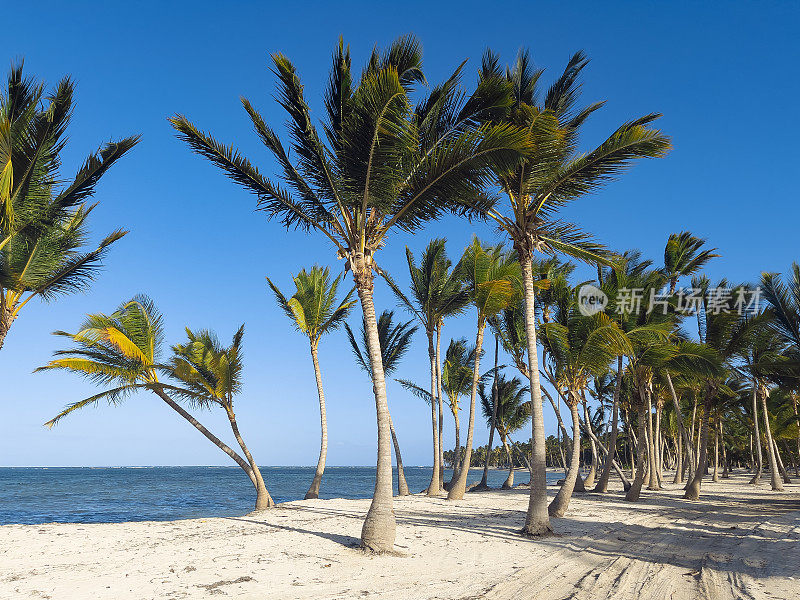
(0, 466, 560, 525)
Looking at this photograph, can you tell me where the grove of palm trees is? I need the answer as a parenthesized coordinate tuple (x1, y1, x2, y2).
(3, 5, 800, 599)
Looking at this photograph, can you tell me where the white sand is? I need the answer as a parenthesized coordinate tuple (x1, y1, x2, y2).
(1, 473, 799, 600)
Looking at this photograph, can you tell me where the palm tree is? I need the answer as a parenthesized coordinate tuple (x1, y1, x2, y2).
(267, 266, 356, 499)
(662, 232, 719, 294)
(385, 239, 469, 495)
(448, 239, 520, 500)
(346, 310, 417, 496)
(168, 326, 273, 507)
(38, 296, 274, 509)
(479, 374, 530, 488)
(465, 49, 670, 534)
(170, 36, 530, 552)
(0, 64, 138, 350)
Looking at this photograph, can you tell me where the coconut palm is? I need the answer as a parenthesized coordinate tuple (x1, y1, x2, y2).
(346, 310, 417, 496)
(479, 374, 530, 488)
(464, 49, 670, 534)
(170, 36, 530, 552)
(448, 239, 520, 500)
(0, 64, 138, 350)
(385, 239, 469, 494)
(267, 266, 356, 499)
(38, 296, 274, 509)
(662, 232, 719, 294)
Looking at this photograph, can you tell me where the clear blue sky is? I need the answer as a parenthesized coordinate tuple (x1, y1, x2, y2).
(2, 1, 798, 467)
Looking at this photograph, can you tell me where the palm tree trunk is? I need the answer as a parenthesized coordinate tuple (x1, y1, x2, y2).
(685, 397, 711, 500)
(436, 324, 445, 489)
(426, 330, 441, 496)
(353, 267, 395, 553)
(305, 342, 328, 500)
(480, 335, 500, 488)
(448, 319, 485, 500)
(720, 421, 729, 478)
(519, 254, 552, 535)
(224, 405, 274, 510)
(654, 401, 663, 484)
(0, 306, 15, 351)
(150, 388, 271, 506)
(646, 388, 660, 490)
(582, 399, 597, 489)
(549, 395, 581, 517)
(759, 385, 784, 491)
(388, 414, 409, 496)
(749, 383, 763, 483)
(712, 421, 720, 482)
(501, 435, 514, 489)
(665, 372, 693, 483)
(626, 399, 649, 502)
(773, 437, 791, 484)
(595, 356, 623, 493)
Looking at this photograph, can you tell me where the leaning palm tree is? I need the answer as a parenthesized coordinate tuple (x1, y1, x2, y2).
(662, 232, 719, 294)
(385, 239, 469, 494)
(0, 64, 138, 350)
(38, 296, 274, 509)
(464, 49, 671, 534)
(479, 374, 530, 488)
(346, 310, 417, 496)
(268, 266, 356, 499)
(170, 36, 530, 552)
(448, 239, 520, 500)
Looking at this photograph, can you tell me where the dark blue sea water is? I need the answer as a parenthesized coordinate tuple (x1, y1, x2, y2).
(0, 466, 557, 525)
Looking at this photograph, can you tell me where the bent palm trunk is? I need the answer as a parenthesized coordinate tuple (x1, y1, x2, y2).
(389, 414, 409, 496)
(305, 343, 328, 500)
(502, 436, 514, 489)
(646, 389, 660, 491)
(626, 400, 649, 502)
(749, 386, 764, 483)
(480, 336, 500, 489)
(595, 356, 623, 493)
(448, 321, 485, 500)
(436, 325, 445, 489)
(549, 396, 581, 517)
(665, 372, 692, 483)
(582, 400, 597, 489)
(354, 267, 396, 553)
(225, 406, 274, 510)
(760, 386, 784, 491)
(519, 255, 552, 536)
(685, 399, 711, 500)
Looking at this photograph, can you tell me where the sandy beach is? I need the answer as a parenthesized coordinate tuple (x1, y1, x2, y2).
(1, 473, 798, 600)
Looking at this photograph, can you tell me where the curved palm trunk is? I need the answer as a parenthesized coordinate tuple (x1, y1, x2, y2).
(582, 399, 597, 489)
(151, 388, 274, 508)
(654, 401, 663, 484)
(626, 397, 649, 502)
(773, 437, 791, 484)
(712, 422, 720, 482)
(436, 325, 445, 489)
(354, 271, 396, 553)
(480, 335, 501, 488)
(759, 386, 784, 491)
(519, 255, 552, 535)
(501, 435, 514, 489)
(685, 397, 711, 500)
(595, 357, 623, 493)
(388, 414, 409, 496)
(665, 372, 693, 483)
(305, 342, 328, 500)
(749, 383, 763, 484)
(448, 320, 485, 500)
(224, 405, 274, 510)
(549, 396, 581, 517)
(426, 331, 441, 496)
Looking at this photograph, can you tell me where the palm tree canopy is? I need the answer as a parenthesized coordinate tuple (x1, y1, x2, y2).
(456, 238, 521, 323)
(662, 231, 719, 289)
(37, 295, 165, 426)
(346, 309, 417, 378)
(0, 64, 138, 321)
(168, 325, 246, 409)
(170, 36, 532, 275)
(479, 373, 530, 437)
(267, 266, 356, 344)
(385, 238, 469, 332)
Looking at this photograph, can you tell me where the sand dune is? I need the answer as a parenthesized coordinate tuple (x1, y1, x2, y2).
(1, 473, 798, 599)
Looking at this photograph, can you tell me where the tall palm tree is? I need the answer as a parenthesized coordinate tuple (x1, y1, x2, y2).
(170, 36, 530, 552)
(465, 49, 670, 534)
(267, 266, 356, 499)
(448, 239, 520, 500)
(0, 64, 138, 350)
(479, 374, 530, 488)
(385, 239, 469, 494)
(38, 296, 274, 509)
(346, 310, 417, 496)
